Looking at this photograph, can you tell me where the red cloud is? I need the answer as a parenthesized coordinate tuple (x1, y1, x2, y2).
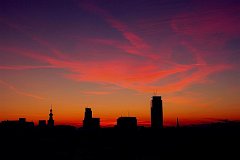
(0, 45, 231, 94)
(0, 2, 234, 95)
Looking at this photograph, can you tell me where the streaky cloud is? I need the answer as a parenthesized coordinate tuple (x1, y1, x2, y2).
(0, 45, 232, 93)
(0, 79, 45, 100)
(79, 1, 159, 59)
(0, 65, 57, 70)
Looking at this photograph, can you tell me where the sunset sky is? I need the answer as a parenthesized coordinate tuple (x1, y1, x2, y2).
(0, 0, 240, 127)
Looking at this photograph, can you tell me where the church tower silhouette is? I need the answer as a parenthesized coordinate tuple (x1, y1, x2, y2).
(48, 106, 54, 127)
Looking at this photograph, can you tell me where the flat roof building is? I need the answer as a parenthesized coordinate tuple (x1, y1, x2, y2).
(1, 118, 34, 129)
(116, 117, 137, 129)
(38, 120, 47, 127)
(151, 96, 163, 128)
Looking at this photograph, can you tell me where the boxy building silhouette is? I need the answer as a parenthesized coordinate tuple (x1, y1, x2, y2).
(38, 120, 47, 127)
(1, 118, 34, 129)
(116, 117, 137, 129)
(83, 108, 100, 129)
(151, 96, 163, 128)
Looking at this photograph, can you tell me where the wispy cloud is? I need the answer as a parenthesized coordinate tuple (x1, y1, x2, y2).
(80, 1, 159, 59)
(171, 5, 240, 51)
(0, 17, 68, 60)
(80, 90, 113, 95)
(0, 1, 234, 95)
(0, 79, 45, 100)
(1, 45, 231, 94)
(0, 65, 57, 70)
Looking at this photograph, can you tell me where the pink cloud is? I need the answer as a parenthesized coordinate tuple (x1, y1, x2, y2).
(171, 5, 240, 48)
(170, 6, 240, 71)
(0, 18, 68, 60)
(0, 65, 57, 70)
(160, 64, 231, 92)
(79, 1, 159, 59)
(0, 2, 234, 95)
(30, 35, 68, 60)
(89, 38, 150, 58)
(0, 79, 45, 100)
(0, 38, 232, 94)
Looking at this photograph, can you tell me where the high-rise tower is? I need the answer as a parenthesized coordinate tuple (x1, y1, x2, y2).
(48, 106, 54, 127)
(83, 108, 100, 129)
(151, 96, 163, 128)
(84, 108, 92, 120)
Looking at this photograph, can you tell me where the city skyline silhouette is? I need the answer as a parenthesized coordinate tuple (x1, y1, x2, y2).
(1, 97, 240, 160)
(1, 95, 166, 128)
(1, 0, 240, 159)
(2, 95, 240, 129)
(1, 0, 240, 128)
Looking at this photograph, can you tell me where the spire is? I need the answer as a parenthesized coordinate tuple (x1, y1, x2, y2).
(153, 89, 158, 96)
(176, 117, 180, 128)
(48, 105, 54, 127)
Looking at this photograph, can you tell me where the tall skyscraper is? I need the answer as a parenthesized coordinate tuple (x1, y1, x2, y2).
(48, 106, 54, 127)
(151, 96, 163, 128)
(83, 108, 100, 129)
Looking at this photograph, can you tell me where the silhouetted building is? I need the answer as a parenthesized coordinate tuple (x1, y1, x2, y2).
(38, 120, 47, 127)
(116, 117, 137, 129)
(151, 96, 163, 128)
(1, 118, 34, 129)
(48, 107, 54, 127)
(83, 108, 100, 129)
(19, 118, 26, 124)
(1, 120, 19, 128)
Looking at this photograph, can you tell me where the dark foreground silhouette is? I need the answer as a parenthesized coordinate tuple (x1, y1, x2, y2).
(1, 121, 240, 160)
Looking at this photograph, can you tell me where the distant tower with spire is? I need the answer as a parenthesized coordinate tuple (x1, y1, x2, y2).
(48, 105, 54, 127)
